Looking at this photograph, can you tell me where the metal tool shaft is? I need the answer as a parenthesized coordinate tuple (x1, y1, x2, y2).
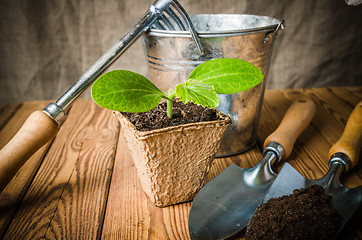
(43, 8, 161, 124)
(43, 0, 202, 125)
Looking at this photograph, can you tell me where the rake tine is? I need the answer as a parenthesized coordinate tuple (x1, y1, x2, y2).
(170, 1, 203, 55)
(159, 14, 176, 31)
(153, 20, 166, 30)
(165, 7, 187, 30)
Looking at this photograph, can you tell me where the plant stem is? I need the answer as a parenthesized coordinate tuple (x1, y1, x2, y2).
(167, 99, 173, 119)
(167, 89, 177, 119)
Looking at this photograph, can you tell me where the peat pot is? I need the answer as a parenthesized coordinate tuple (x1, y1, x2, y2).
(142, 14, 284, 157)
(115, 109, 231, 207)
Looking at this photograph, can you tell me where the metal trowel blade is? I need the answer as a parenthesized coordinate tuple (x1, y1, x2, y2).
(189, 164, 274, 240)
(261, 163, 307, 201)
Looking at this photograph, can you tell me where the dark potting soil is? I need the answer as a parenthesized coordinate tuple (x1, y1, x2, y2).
(245, 184, 342, 240)
(121, 100, 220, 131)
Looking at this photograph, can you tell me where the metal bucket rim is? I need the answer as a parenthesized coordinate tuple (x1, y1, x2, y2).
(147, 14, 282, 38)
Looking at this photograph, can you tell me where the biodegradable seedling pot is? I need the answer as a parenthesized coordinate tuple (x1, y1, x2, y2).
(115, 109, 231, 207)
(90, 58, 263, 206)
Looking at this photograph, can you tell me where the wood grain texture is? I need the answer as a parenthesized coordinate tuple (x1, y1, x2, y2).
(2, 99, 120, 239)
(0, 103, 22, 131)
(0, 87, 361, 240)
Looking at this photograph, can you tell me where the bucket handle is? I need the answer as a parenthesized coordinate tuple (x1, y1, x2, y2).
(264, 20, 285, 43)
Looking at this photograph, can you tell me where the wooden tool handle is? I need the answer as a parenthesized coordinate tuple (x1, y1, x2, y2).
(0, 110, 59, 192)
(328, 101, 362, 169)
(264, 96, 316, 158)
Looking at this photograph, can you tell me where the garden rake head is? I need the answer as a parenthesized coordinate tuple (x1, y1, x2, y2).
(152, 0, 203, 53)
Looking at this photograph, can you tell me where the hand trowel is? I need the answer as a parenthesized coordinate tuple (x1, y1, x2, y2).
(250, 101, 362, 237)
(188, 96, 316, 240)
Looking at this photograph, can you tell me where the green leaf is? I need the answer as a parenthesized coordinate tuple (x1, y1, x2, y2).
(175, 79, 219, 108)
(91, 70, 167, 112)
(188, 58, 264, 94)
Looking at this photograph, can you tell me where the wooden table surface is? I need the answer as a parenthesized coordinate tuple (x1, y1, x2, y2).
(0, 87, 361, 239)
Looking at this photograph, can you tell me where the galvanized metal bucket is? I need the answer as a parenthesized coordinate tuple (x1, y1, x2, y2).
(142, 14, 284, 157)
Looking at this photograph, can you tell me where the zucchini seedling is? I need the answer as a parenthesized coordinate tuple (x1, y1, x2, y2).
(91, 58, 263, 118)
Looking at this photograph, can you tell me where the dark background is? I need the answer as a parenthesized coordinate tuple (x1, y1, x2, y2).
(0, 0, 361, 102)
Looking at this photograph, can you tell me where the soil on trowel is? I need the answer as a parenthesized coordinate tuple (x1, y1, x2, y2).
(245, 184, 342, 240)
(121, 100, 220, 131)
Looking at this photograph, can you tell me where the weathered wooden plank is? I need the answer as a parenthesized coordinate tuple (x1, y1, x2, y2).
(302, 87, 358, 143)
(0, 103, 22, 131)
(329, 86, 362, 107)
(3, 99, 119, 239)
(3, 87, 360, 240)
(0, 101, 52, 237)
(102, 133, 166, 239)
